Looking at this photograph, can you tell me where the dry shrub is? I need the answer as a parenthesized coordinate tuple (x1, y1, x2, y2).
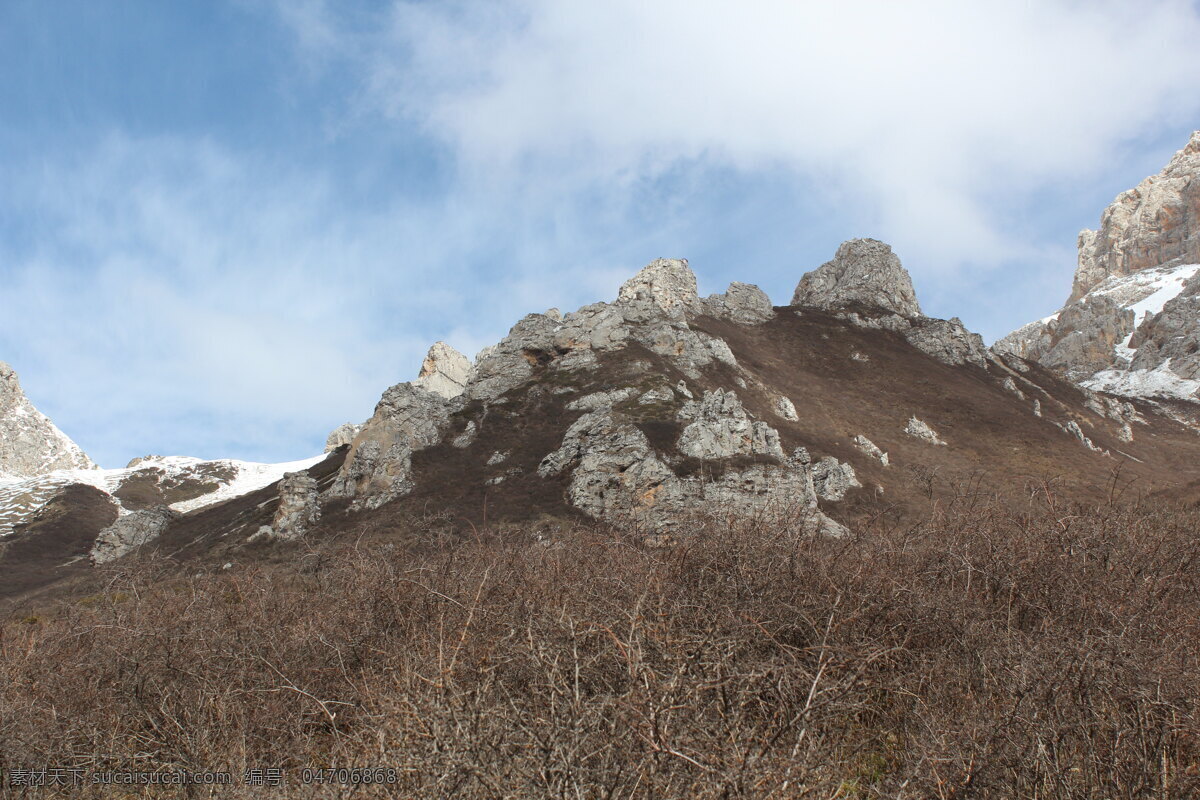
(2, 494, 1199, 798)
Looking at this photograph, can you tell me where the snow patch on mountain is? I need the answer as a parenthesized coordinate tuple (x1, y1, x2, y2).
(0, 454, 324, 537)
(1081, 359, 1200, 401)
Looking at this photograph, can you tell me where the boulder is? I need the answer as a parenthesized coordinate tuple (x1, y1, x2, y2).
(792, 239, 922, 318)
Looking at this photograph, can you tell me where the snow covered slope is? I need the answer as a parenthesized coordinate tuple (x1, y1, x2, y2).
(996, 264, 1200, 401)
(0, 453, 324, 537)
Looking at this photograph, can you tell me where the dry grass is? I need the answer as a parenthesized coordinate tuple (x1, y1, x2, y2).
(3, 492, 1200, 798)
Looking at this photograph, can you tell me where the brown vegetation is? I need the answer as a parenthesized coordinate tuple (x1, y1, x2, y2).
(3, 491, 1200, 798)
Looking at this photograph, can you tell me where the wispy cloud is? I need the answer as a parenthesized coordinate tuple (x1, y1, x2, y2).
(352, 0, 1200, 266)
(5, 2, 1200, 467)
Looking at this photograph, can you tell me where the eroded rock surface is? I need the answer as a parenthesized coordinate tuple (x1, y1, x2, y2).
(416, 342, 472, 399)
(904, 416, 947, 446)
(537, 409, 823, 530)
(676, 390, 784, 461)
(1, 361, 95, 478)
(327, 384, 454, 510)
(325, 422, 363, 453)
(262, 472, 320, 541)
(852, 435, 888, 466)
(792, 239, 922, 318)
(1073, 131, 1200, 300)
(703, 282, 775, 324)
(91, 506, 180, 564)
(998, 132, 1200, 401)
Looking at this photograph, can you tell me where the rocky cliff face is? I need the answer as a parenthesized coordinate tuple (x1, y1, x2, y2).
(0, 361, 95, 479)
(1072, 132, 1200, 301)
(997, 132, 1200, 402)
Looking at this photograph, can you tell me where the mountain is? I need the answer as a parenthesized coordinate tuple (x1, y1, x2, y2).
(8, 236, 1200, 606)
(0, 361, 95, 478)
(996, 131, 1200, 402)
(0, 360, 328, 594)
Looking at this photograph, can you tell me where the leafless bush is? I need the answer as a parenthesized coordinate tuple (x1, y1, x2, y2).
(2, 495, 1199, 798)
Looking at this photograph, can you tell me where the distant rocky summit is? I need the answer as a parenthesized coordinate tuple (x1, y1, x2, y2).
(997, 131, 1200, 401)
(10, 228, 1200, 601)
(792, 238, 922, 318)
(0, 361, 95, 479)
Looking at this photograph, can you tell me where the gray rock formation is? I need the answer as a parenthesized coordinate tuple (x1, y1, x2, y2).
(567, 388, 638, 412)
(904, 317, 988, 368)
(852, 435, 888, 466)
(261, 472, 320, 541)
(773, 395, 799, 421)
(1072, 131, 1200, 301)
(90, 506, 180, 564)
(415, 341, 472, 399)
(0, 361, 95, 478)
(792, 241, 986, 368)
(811, 457, 861, 501)
(324, 422, 364, 452)
(616, 258, 700, 317)
(676, 390, 785, 461)
(702, 282, 775, 324)
(792, 239, 922, 317)
(1058, 420, 1103, 453)
(998, 132, 1200, 401)
(904, 416, 947, 446)
(537, 409, 825, 530)
(1127, 271, 1200, 380)
(327, 383, 454, 510)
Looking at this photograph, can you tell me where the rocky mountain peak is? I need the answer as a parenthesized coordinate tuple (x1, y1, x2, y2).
(415, 341, 471, 399)
(0, 360, 95, 478)
(1071, 130, 1200, 302)
(617, 258, 700, 317)
(791, 238, 922, 318)
(999, 131, 1200, 402)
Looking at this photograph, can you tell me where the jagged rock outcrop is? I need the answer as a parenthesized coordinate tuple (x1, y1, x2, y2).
(811, 457, 860, 501)
(999, 132, 1200, 401)
(415, 341, 472, 399)
(791, 241, 986, 368)
(325, 422, 363, 452)
(1058, 420, 1104, 453)
(903, 317, 988, 368)
(536, 408, 827, 530)
(702, 282, 775, 324)
(616, 258, 700, 317)
(792, 238, 922, 318)
(1127, 271, 1200, 380)
(257, 472, 320, 541)
(90, 506, 180, 564)
(676, 390, 784, 461)
(852, 435, 888, 466)
(904, 416, 946, 446)
(1072, 131, 1200, 301)
(327, 383, 454, 510)
(0, 361, 95, 478)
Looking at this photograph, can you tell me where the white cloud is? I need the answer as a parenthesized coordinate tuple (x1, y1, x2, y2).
(356, 0, 1200, 269)
(0, 133, 665, 465)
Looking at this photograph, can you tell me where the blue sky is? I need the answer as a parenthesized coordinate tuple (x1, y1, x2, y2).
(2, 0, 1200, 467)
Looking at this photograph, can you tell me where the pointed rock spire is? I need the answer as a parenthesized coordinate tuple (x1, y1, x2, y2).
(415, 342, 471, 399)
(792, 239, 922, 318)
(1, 360, 95, 478)
(617, 258, 699, 317)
